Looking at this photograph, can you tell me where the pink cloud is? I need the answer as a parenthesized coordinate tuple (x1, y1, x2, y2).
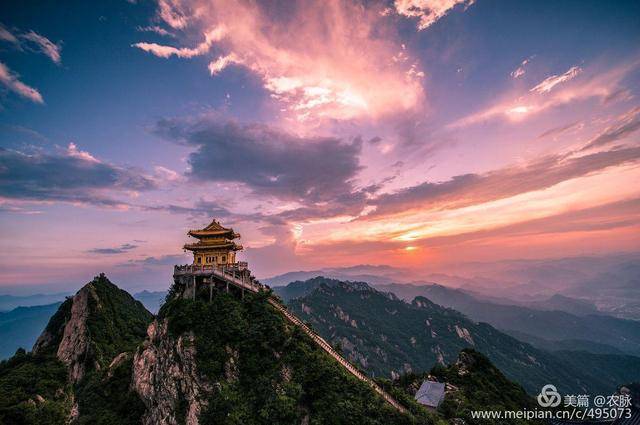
(0, 24, 19, 44)
(0, 61, 44, 104)
(580, 106, 640, 151)
(0, 25, 62, 64)
(451, 60, 638, 128)
(393, 0, 475, 30)
(66, 142, 100, 163)
(137, 0, 425, 123)
(133, 26, 225, 58)
(364, 145, 640, 219)
(21, 30, 62, 64)
(208, 53, 240, 75)
(157, 0, 189, 29)
(136, 25, 176, 37)
(510, 56, 533, 79)
(530, 65, 581, 93)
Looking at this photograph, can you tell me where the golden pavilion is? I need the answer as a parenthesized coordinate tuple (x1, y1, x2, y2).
(183, 219, 243, 267)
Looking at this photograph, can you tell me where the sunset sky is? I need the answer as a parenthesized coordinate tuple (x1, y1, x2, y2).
(1, 0, 639, 292)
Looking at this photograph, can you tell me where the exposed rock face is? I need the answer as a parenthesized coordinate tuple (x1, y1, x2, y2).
(32, 284, 95, 384)
(133, 319, 212, 425)
(107, 352, 131, 379)
(69, 396, 80, 423)
(454, 325, 475, 345)
(56, 284, 94, 383)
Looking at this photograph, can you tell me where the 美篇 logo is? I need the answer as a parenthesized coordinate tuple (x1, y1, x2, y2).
(537, 384, 562, 407)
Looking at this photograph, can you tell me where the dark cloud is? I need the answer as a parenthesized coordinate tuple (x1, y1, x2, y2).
(366, 146, 640, 218)
(87, 243, 138, 255)
(0, 146, 156, 206)
(275, 183, 380, 223)
(154, 117, 362, 203)
(145, 191, 369, 228)
(581, 106, 640, 151)
(143, 198, 234, 218)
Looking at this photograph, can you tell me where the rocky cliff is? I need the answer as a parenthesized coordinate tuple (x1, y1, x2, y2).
(132, 319, 212, 425)
(33, 282, 92, 384)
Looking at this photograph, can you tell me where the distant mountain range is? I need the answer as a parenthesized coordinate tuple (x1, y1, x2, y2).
(270, 268, 640, 356)
(0, 302, 62, 359)
(0, 293, 69, 312)
(279, 277, 640, 395)
(440, 255, 640, 320)
(377, 283, 640, 356)
(266, 254, 640, 320)
(263, 264, 410, 287)
(132, 290, 166, 314)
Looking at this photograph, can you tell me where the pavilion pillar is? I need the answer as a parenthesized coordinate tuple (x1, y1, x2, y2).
(209, 283, 213, 302)
(192, 276, 196, 300)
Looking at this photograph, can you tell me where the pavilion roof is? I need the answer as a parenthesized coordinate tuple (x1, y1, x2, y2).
(188, 219, 240, 238)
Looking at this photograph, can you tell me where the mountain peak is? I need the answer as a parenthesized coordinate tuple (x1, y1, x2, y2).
(411, 296, 439, 310)
(329, 279, 375, 293)
(33, 274, 152, 383)
(273, 276, 378, 302)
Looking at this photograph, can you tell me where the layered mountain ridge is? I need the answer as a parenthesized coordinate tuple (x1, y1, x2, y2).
(284, 277, 640, 395)
(377, 283, 640, 356)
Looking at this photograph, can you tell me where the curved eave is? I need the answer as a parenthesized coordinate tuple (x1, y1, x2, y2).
(187, 230, 240, 239)
(183, 243, 243, 251)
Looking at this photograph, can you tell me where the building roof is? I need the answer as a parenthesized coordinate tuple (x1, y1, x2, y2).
(415, 380, 445, 408)
(183, 241, 243, 252)
(188, 219, 240, 239)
